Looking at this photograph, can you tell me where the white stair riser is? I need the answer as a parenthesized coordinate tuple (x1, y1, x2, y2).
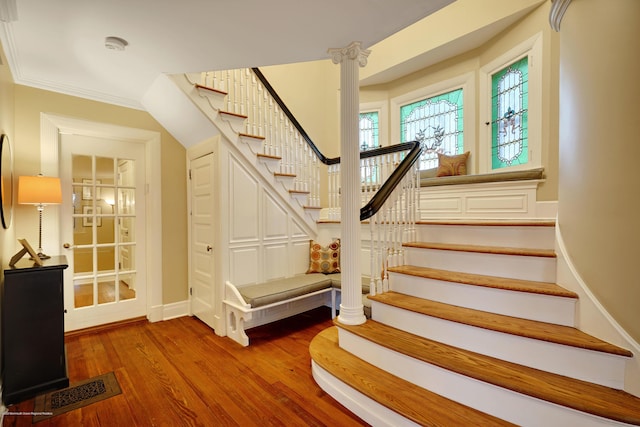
(339, 329, 630, 427)
(389, 272, 577, 327)
(417, 224, 555, 250)
(371, 302, 627, 389)
(405, 247, 556, 282)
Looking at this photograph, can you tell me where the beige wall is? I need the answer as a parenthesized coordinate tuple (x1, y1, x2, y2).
(0, 46, 15, 266)
(558, 0, 640, 343)
(263, 3, 559, 203)
(11, 85, 188, 305)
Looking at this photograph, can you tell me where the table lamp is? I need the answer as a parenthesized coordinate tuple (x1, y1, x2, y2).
(18, 174, 62, 259)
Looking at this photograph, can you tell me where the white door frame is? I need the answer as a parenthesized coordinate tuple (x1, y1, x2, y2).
(40, 113, 164, 323)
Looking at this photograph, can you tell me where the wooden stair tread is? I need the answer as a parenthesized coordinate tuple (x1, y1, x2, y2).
(194, 83, 227, 95)
(404, 241, 556, 258)
(289, 189, 310, 194)
(219, 110, 248, 119)
(388, 265, 578, 298)
(274, 172, 296, 178)
(256, 153, 281, 160)
(336, 320, 640, 425)
(310, 326, 516, 426)
(417, 219, 555, 227)
(238, 132, 265, 140)
(303, 206, 322, 210)
(368, 291, 632, 357)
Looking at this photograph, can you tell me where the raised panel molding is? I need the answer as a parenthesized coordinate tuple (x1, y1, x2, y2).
(230, 157, 259, 242)
(230, 246, 260, 286)
(264, 243, 289, 281)
(420, 181, 539, 219)
(264, 192, 288, 240)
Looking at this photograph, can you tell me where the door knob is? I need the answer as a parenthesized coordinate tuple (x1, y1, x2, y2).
(63, 243, 71, 249)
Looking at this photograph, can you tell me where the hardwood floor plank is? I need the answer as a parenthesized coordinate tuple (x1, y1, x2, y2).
(2, 307, 366, 427)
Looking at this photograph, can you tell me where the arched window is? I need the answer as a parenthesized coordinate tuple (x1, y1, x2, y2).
(491, 56, 528, 169)
(399, 88, 464, 170)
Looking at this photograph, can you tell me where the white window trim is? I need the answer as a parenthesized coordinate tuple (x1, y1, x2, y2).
(479, 32, 543, 173)
(359, 101, 388, 148)
(391, 72, 475, 172)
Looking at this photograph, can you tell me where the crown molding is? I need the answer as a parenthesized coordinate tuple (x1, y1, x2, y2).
(549, 0, 573, 32)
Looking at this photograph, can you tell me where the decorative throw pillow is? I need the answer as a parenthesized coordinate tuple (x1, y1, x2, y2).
(436, 151, 470, 177)
(307, 239, 341, 274)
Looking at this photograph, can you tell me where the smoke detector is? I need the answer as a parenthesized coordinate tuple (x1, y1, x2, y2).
(105, 36, 128, 51)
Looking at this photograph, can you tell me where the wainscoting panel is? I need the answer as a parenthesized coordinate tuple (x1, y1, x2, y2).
(229, 246, 260, 286)
(293, 239, 312, 275)
(264, 243, 289, 281)
(264, 192, 288, 240)
(420, 180, 540, 219)
(229, 157, 259, 243)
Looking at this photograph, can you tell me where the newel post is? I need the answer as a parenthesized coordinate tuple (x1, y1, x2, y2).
(328, 41, 370, 326)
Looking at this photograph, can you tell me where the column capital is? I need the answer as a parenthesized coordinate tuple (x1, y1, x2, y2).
(327, 41, 371, 67)
(549, 0, 573, 32)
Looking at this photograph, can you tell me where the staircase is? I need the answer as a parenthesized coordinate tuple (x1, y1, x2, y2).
(310, 220, 640, 426)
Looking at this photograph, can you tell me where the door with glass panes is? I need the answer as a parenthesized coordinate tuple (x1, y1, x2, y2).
(60, 134, 146, 331)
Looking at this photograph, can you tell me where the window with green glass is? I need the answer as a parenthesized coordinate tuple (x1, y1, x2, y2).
(359, 111, 379, 151)
(400, 88, 463, 170)
(491, 56, 528, 169)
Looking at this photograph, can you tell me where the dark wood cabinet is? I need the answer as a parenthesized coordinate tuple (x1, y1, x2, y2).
(1, 256, 69, 405)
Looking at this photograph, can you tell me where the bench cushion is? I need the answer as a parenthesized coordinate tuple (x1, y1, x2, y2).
(420, 167, 544, 187)
(238, 274, 335, 308)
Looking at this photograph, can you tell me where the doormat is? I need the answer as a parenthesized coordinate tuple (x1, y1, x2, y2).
(33, 371, 121, 422)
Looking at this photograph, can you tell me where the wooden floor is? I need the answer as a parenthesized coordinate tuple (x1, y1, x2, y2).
(2, 307, 367, 427)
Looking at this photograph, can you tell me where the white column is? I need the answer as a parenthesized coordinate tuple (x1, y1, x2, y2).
(328, 42, 370, 326)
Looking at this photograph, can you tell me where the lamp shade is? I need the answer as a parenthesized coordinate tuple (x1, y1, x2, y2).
(18, 175, 62, 205)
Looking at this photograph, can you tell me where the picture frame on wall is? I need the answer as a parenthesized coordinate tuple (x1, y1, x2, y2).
(82, 205, 102, 227)
(82, 179, 101, 200)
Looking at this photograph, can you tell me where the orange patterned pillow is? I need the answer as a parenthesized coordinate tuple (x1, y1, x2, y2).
(307, 239, 341, 274)
(436, 151, 470, 177)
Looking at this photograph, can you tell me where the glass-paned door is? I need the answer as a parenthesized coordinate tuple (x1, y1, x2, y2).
(491, 56, 529, 169)
(60, 134, 146, 331)
(400, 88, 464, 170)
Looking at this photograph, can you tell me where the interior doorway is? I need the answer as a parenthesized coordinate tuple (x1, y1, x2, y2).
(40, 114, 163, 331)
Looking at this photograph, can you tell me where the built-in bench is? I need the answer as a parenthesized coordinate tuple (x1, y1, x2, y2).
(224, 274, 371, 346)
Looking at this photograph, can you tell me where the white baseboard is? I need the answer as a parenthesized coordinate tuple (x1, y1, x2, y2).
(162, 300, 190, 321)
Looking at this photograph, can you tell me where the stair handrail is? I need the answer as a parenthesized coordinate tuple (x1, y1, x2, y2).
(252, 67, 421, 220)
(360, 140, 421, 221)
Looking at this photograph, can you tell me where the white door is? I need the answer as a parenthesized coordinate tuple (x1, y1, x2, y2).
(190, 153, 216, 329)
(60, 134, 146, 331)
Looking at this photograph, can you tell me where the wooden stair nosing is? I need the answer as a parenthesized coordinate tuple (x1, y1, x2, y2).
(289, 189, 310, 195)
(274, 172, 296, 178)
(219, 110, 248, 119)
(369, 291, 632, 357)
(416, 219, 555, 227)
(194, 83, 227, 96)
(238, 132, 266, 140)
(310, 326, 517, 426)
(303, 206, 322, 210)
(336, 320, 640, 426)
(404, 241, 557, 258)
(388, 265, 578, 299)
(256, 153, 282, 160)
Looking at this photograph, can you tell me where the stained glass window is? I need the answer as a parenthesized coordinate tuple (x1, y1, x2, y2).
(359, 111, 379, 151)
(400, 88, 463, 170)
(491, 56, 528, 169)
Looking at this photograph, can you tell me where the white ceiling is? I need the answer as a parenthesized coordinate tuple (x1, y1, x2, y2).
(0, 0, 455, 109)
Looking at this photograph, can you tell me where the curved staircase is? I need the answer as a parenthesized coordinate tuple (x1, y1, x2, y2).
(310, 220, 640, 426)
